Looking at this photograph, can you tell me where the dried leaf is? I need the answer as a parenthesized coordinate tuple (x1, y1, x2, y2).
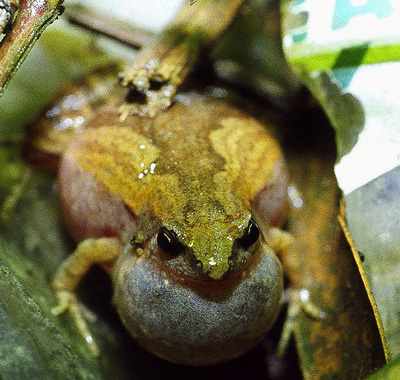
(281, 144, 386, 378)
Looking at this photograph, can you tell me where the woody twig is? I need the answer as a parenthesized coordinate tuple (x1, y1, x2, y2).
(0, 0, 64, 96)
(119, 0, 247, 118)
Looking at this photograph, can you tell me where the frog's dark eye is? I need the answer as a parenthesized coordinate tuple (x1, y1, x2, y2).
(157, 227, 185, 256)
(237, 218, 260, 249)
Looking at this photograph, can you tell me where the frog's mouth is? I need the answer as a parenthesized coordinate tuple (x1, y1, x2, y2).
(185, 249, 265, 298)
(186, 238, 261, 282)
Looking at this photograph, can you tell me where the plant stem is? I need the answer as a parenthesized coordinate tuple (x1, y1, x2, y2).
(119, 0, 247, 118)
(0, 0, 64, 97)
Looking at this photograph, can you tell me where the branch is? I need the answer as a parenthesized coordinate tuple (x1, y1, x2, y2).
(119, 0, 247, 118)
(0, 0, 64, 96)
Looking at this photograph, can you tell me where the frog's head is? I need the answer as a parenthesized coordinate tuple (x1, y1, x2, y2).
(156, 209, 261, 281)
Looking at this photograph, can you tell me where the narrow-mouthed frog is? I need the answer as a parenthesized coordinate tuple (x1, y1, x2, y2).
(28, 81, 289, 365)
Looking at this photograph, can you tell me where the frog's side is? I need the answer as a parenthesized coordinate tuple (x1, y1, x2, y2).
(29, 86, 289, 365)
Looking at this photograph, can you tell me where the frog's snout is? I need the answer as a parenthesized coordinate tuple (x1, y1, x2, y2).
(192, 251, 231, 281)
(202, 217, 262, 281)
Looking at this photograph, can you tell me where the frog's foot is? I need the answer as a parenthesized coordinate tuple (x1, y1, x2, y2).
(51, 237, 120, 356)
(51, 290, 100, 356)
(277, 288, 326, 356)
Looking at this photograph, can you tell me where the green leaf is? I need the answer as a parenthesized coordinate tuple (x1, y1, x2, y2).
(0, 153, 102, 379)
(368, 356, 400, 380)
(0, 259, 96, 380)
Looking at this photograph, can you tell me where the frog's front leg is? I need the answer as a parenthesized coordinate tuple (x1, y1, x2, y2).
(52, 237, 121, 356)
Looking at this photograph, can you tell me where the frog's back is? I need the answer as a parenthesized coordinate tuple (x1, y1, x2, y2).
(64, 93, 285, 227)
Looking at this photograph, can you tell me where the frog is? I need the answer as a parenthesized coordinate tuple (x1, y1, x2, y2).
(26, 69, 291, 365)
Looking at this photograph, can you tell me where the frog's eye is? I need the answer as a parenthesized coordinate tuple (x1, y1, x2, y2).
(237, 218, 260, 249)
(157, 227, 185, 256)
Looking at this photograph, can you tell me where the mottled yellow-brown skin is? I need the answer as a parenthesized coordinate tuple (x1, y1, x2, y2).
(29, 88, 289, 363)
(67, 95, 284, 279)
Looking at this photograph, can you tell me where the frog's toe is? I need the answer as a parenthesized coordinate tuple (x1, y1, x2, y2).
(52, 290, 100, 356)
(51, 290, 76, 315)
(277, 288, 326, 356)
